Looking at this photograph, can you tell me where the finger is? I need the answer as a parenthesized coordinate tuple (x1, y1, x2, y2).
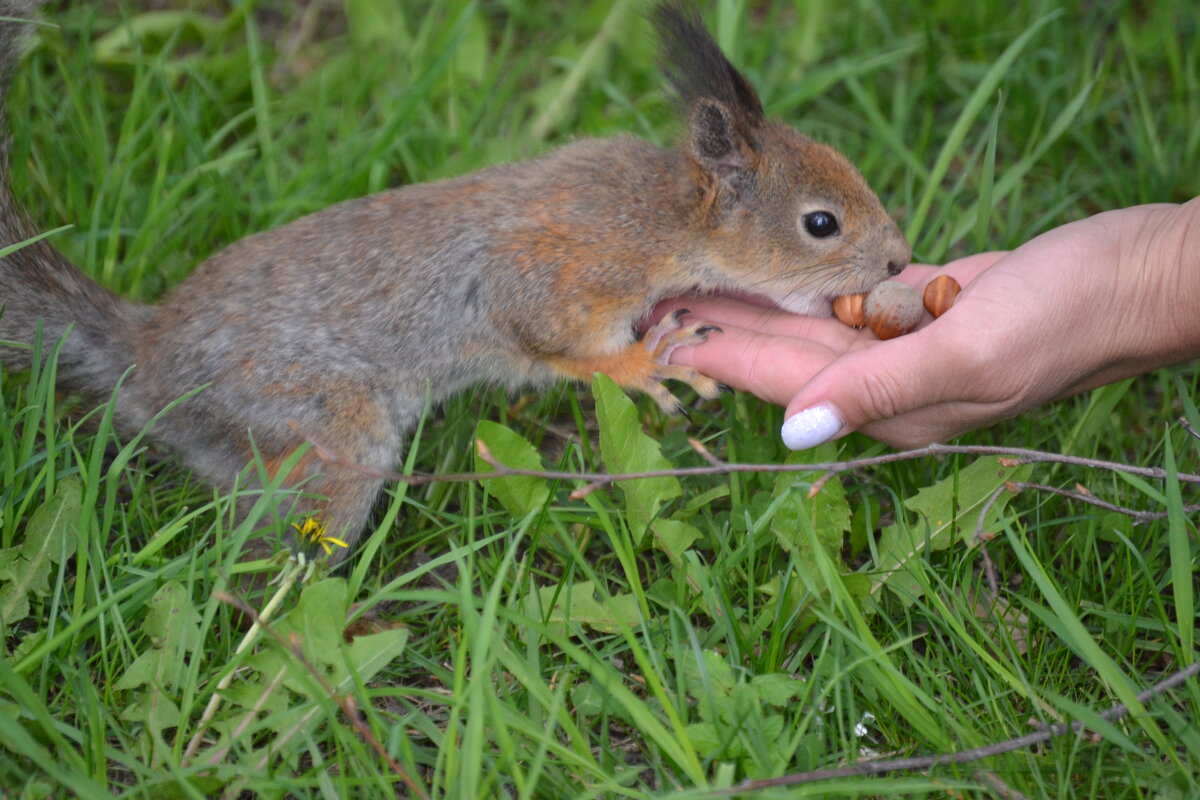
(939, 251, 1009, 280)
(681, 297, 869, 349)
(778, 325, 975, 450)
(670, 323, 840, 407)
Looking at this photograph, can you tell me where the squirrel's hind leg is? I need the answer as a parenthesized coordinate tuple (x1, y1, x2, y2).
(250, 452, 389, 564)
(245, 391, 405, 564)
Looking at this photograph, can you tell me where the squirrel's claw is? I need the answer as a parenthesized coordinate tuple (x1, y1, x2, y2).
(638, 310, 723, 411)
(642, 309, 718, 361)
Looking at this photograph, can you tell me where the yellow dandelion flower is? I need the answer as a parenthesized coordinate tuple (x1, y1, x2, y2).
(292, 516, 349, 556)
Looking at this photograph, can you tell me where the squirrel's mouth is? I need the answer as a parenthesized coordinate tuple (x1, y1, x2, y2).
(726, 281, 883, 319)
(688, 287, 841, 318)
(753, 286, 860, 318)
(771, 292, 836, 317)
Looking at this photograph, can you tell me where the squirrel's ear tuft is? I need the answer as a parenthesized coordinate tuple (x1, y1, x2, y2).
(652, 2, 765, 131)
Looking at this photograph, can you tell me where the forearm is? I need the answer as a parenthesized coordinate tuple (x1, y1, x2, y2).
(1051, 198, 1200, 399)
(1120, 197, 1200, 369)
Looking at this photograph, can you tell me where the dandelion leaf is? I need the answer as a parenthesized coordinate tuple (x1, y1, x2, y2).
(0, 478, 81, 625)
(534, 580, 642, 633)
(769, 445, 851, 566)
(593, 374, 681, 541)
(247, 578, 407, 696)
(873, 456, 1031, 603)
(116, 581, 201, 733)
(475, 420, 550, 517)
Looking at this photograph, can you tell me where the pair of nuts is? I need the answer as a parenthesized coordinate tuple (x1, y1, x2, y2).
(832, 274, 961, 339)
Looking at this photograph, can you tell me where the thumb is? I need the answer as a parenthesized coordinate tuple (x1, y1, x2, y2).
(779, 327, 965, 450)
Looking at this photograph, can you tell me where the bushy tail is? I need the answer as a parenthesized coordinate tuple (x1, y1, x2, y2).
(0, 1, 149, 401)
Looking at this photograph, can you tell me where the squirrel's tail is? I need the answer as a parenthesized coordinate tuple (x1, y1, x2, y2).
(0, 1, 150, 402)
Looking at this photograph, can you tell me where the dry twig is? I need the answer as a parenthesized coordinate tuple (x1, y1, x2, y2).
(290, 420, 1200, 522)
(712, 659, 1200, 793)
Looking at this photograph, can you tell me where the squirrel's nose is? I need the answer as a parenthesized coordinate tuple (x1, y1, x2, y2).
(886, 260, 904, 276)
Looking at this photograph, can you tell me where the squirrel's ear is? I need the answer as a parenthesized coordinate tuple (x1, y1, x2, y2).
(689, 98, 750, 178)
(654, 3, 764, 182)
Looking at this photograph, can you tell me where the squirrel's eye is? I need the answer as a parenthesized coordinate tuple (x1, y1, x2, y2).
(802, 211, 840, 239)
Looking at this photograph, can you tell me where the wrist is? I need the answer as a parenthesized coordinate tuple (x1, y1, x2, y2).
(1118, 198, 1200, 368)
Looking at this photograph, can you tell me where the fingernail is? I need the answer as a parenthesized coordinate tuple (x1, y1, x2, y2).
(781, 404, 844, 450)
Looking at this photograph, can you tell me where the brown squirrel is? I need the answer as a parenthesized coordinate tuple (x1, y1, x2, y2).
(0, 2, 909, 556)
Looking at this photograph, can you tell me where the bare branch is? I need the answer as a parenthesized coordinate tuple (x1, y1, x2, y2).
(287, 421, 1200, 525)
(1007, 480, 1200, 523)
(712, 659, 1200, 793)
(288, 421, 1200, 492)
(688, 436, 725, 466)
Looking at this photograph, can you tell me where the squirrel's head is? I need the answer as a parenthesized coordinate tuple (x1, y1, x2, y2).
(654, 2, 910, 316)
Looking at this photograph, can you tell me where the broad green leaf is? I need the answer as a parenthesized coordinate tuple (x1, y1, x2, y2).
(772, 462, 849, 551)
(115, 581, 201, 693)
(142, 581, 201, 652)
(569, 681, 609, 717)
(753, 574, 817, 637)
(451, 10, 490, 85)
(0, 478, 81, 625)
(873, 456, 1032, 602)
(214, 579, 407, 766)
(116, 582, 202, 735)
(345, 0, 409, 49)
(770, 445, 851, 565)
(246, 579, 407, 696)
(475, 420, 550, 517)
(651, 518, 702, 567)
(683, 721, 722, 753)
(222, 677, 290, 720)
(842, 572, 871, 608)
(593, 374, 681, 541)
(680, 649, 736, 701)
(344, 625, 411, 683)
(120, 692, 182, 732)
(534, 580, 642, 633)
(750, 673, 807, 707)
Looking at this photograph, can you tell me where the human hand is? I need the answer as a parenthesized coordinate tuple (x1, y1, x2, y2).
(668, 200, 1200, 449)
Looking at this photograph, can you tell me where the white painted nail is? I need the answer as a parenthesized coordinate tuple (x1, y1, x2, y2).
(781, 404, 844, 450)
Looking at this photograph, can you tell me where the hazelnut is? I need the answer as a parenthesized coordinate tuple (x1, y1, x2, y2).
(863, 280, 922, 340)
(922, 274, 961, 318)
(832, 293, 866, 328)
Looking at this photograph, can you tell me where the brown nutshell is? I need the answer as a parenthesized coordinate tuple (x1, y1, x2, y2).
(865, 307, 920, 340)
(922, 274, 962, 318)
(863, 280, 922, 340)
(832, 293, 866, 328)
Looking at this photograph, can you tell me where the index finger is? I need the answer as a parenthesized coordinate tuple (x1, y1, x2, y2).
(661, 295, 866, 349)
(670, 322, 840, 407)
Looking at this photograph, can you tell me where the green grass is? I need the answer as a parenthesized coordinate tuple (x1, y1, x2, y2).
(2, 1, 1199, 797)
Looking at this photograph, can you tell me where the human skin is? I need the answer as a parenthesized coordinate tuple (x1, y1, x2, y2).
(666, 197, 1200, 449)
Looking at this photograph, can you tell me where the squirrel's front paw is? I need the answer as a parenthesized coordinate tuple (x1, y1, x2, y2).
(546, 309, 724, 415)
(638, 309, 723, 413)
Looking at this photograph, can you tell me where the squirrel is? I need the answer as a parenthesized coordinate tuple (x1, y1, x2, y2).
(0, 1, 910, 556)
